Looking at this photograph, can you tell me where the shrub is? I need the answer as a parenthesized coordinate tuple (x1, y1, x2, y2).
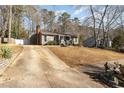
(0, 46, 12, 59)
(46, 41, 57, 45)
(112, 35, 124, 49)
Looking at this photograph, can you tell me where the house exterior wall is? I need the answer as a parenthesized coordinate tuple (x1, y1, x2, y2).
(109, 41, 112, 47)
(83, 37, 95, 47)
(0, 38, 1, 44)
(15, 39, 24, 45)
(42, 35, 55, 45)
(30, 33, 79, 45)
(73, 37, 79, 45)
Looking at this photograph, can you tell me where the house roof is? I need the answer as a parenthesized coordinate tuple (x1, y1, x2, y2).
(42, 31, 58, 36)
(41, 31, 77, 37)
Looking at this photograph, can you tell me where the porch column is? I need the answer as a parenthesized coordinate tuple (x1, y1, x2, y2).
(58, 35, 61, 44)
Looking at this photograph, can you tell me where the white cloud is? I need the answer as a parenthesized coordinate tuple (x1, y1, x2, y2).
(54, 10, 66, 22)
(55, 10, 66, 16)
(73, 6, 88, 15)
(80, 16, 86, 20)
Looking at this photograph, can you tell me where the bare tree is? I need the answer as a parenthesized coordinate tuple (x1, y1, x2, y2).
(8, 5, 12, 43)
(0, 6, 9, 40)
(90, 5, 97, 47)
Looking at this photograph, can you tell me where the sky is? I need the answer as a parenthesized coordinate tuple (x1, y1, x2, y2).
(40, 5, 90, 22)
(24, 5, 90, 30)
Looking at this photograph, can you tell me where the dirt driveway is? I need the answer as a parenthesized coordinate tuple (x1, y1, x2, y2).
(0, 46, 105, 88)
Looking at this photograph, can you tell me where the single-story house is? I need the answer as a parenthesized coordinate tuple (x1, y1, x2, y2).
(83, 37, 112, 48)
(30, 31, 79, 45)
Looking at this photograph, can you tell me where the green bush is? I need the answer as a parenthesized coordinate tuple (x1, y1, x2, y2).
(46, 41, 58, 45)
(112, 35, 124, 49)
(0, 46, 12, 59)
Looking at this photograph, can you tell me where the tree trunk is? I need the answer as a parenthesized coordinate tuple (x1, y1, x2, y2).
(17, 15, 20, 39)
(96, 5, 108, 41)
(8, 5, 12, 43)
(1, 6, 9, 43)
(90, 5, 97, 47)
